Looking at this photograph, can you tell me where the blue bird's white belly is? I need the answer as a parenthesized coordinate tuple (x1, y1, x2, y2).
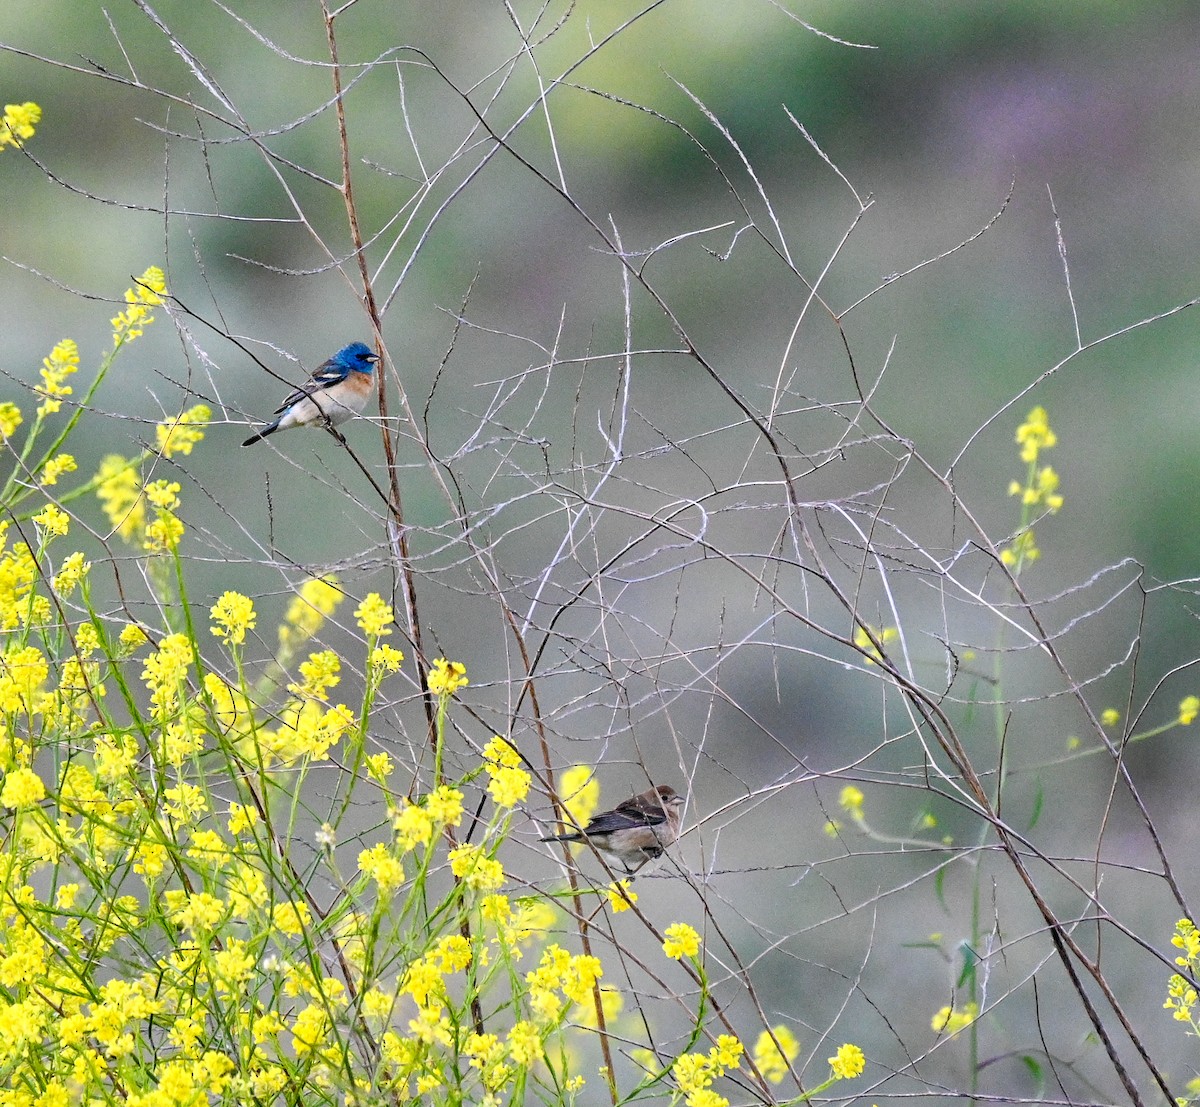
(278, 386, 370, 431)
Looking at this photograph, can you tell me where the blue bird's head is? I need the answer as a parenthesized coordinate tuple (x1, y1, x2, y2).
(333, 342, 379, 374)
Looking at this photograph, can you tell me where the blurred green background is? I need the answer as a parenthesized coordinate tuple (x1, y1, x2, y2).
(5, 1, 1200, 1100)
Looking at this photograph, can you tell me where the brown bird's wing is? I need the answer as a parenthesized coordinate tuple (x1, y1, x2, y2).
(582, 796, 666, 836)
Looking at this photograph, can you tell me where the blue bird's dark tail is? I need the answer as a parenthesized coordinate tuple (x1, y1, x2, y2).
(241, 419, 280, 447)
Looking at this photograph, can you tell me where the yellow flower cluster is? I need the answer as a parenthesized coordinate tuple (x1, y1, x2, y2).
(354, 592, 393, 637)
(0, 523, 43, 631)
(672, 1035, 743, 1107)
(838, 784, 865, 820)
(143, 480, 184, 553)
(1179, 696, 1199, 726)
(278, 576, 342, 655)
(559, 764, 599, 830)
(0, 644, 50, 718)
(33, 503, 70, 539)
(1002, 406, 1063, 569)
(482, 735, 531, 808)
(96, 456, 145, 540)
(478, 894, 556, 951)
(931, 1000, 979, 1034)
(289, 649, 340, 700)
(1015, 404, 1057, 462)
(210, 591, 256, 646)
(607, 879, 637, 913)
(0, 101, 41, 149)
(37, 339, 79, 416)
(448, 844, 505, 891)
(156, 403, 211, 458)
(1166, 918, 1200, 1026)
(0, 401, 22, 439)
(853, 623, 897, 666)
(752, 1024, 800, 1083)
(523, 943, 603, 1024)
(111, 266, 166, 346)
(389, 788, 454, 852)
(40, 452, 77, 486)
(828, 1042, 865, 1080)
(255, 699, 356, 764)
(141, 633, 192, 720)
(1, 765, 46, 809)
(427, 657, 468, 696)
(662, 921, 700, 960)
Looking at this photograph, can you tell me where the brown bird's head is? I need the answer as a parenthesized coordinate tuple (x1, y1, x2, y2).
(654, 784, 684, 811)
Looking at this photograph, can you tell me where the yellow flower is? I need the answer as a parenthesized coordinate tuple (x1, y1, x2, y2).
(575, 984, 624, 1029)
(290, 649, 340, 700)
(713, 1035, 743, 1069)
(931, 1001, 978, 1034)
(141, 632, 192, 717)
(392, 801, 434, 852)
(607, 880, 637, 913)
(358, 842, 405, 893)
(560, 765, 599, 829)
(279, 575, 342, 652)
(482, 736, 530, 807)
(271, 901, 311, 936)
(662, 921, 700, 960)
(838, 784, 865, 818)
(426, 785, 464, 825)
(673, 1052, 716, 1096)
(227, 802, 258, 836)
(0, 402, 22, 439)
(752, 1025, 799, 1084)
(1179, 696, 1200, 726)
(37, 339, 79, 415)
(487, 764, 531, 807)
(33, 503, 69, 538)
(1, 766, 46, 809)
(684, 1092, 728, 1107)
(144, 511, 184, 552)
(111, 266, 166, 345)
(1026, 464, 1064, 512)
(39, 453, 77, 486)
(427, 657, 468, 696)
(95, 455, 144, 541)
(366, 751, 393, 780)
(0, 643, 48, 710)
(433, 934, 472, 973)
(1015, 405, 1057, 463)
(828, 1042, 865, 1080)
(55, 883, 79, 909)
(1100, 708, 1120, 726)
(448, 844, 504, 891)
(210, 591, 256, 646)
(119, 623, 151, 651)
(507, 1020, 543, 1067)
(156, 404, 210, 457)
(1165, 972, 1197, 1021)
(484, 735, 521, 768)
(853, 623, 897, 665)
(354, 592, 393, 637)
(370, 643, 404, 672)
(0, 101, 42, 149)
(144, 480, 180, 509)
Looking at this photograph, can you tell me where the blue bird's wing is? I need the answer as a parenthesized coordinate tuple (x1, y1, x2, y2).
(272, 358, 348, 415)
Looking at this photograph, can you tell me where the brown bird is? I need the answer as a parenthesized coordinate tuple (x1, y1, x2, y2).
(541, 784, 684, 874)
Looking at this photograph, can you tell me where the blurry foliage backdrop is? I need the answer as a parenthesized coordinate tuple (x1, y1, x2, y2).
(5, 1, 1200, 1102)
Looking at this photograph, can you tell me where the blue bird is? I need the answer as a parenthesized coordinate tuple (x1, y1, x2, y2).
(241, 342, 380, 447)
